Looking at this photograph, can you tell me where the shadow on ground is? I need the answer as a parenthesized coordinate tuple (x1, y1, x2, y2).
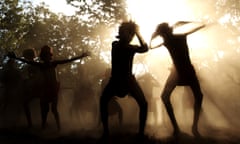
(0, 127, 239, 144)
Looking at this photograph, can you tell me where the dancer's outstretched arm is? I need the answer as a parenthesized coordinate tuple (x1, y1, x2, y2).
(183, 24, 206, 35)
(7, 53, 41, 66)
(54, 52, 90, 65)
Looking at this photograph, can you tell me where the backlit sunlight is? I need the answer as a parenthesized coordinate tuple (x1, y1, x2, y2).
(125, 0, 222, 73)
(124, 1, 240, 134)
(31, 0, 77, 16)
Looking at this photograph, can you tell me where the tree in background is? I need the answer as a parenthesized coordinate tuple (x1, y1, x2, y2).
(0, 0, 33, 53)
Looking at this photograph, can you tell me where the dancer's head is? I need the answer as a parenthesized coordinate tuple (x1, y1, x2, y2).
(39, 45, 53, 61)
(116, 21, 137, 43)
(151, 22, 172, 39)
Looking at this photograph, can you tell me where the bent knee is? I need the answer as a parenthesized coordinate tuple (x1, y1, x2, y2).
(161, 94, 171, 104)
(144, 100, 148, 107)
(140, 99, 148, 110)
(195, 93, 203, 103)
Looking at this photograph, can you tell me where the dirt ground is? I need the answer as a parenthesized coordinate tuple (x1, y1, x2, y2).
(0, 126, 239, 144)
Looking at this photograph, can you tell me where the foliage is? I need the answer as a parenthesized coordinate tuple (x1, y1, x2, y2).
(0, 0, 32, 52)
(66, 0, 129, 53)
(1, 0, 240, 81)
(0, 0, 110, 87)
(66, 0, 127, 25)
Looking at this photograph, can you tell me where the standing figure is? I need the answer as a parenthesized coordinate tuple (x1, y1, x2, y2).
(21, 48, 42, 128)
(9, 45, 89, 130)
(151, 22, 205, 137)
(100, 68, 123, 126)
(1, 52, 23, 126)
(100, 21, 149, 138)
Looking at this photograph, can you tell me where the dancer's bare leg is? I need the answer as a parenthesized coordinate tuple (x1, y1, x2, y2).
(161, 72, 179, 136)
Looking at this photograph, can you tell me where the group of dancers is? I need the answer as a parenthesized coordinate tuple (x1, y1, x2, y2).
(100, 21, 205, 139)
(5, 20, 205, 140)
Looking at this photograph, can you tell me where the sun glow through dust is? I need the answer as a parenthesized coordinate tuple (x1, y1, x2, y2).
(125, 0, 216, 71)
(125, 0, 211, 75)
(124, 1, 240, 137)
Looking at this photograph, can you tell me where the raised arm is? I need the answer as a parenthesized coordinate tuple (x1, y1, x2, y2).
(149, 33, 164, 49)
(135, 27, 149, 53)
(173, 21, 206, 35)
(54, 52, 90, 65)
(183, 24, 206, 35)
(172, 21, 192, 28)
(7, 52, 41, 66)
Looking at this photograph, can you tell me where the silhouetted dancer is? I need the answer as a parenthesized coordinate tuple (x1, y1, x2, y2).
(100, 21, 149, 139)
(9, 45, 89, 130)
(1, 52, 22, 126)
(100, 68, 123, 126)
(150, 22, 205, 137)
(2, 52, 22, 110)
(21, 48, 41, 128)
